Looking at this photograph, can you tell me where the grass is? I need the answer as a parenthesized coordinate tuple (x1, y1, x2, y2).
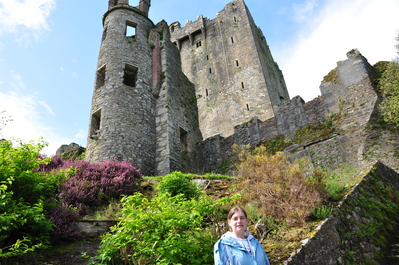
(77, 148, 363, 264)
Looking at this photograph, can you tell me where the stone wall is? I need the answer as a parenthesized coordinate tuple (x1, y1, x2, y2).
(285, 161, 399, 264)
(170, 0, 289, 140)
(201, 49, 399, 173)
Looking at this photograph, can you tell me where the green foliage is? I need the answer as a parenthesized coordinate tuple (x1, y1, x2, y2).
(310, 204, 334, 220)
(0, 110, 13, 131)
(91, 193, 217, 265)
(0, 140, 67, 258)
(0, 177, 52, 258)
(156, 171, 201, 200)
(378, 35, 399, 127)
(0, 139, 66, 204)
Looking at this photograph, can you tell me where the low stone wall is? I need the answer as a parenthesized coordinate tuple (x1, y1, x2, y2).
(76, 220, 116, 238)
(285, 161, 399, 265)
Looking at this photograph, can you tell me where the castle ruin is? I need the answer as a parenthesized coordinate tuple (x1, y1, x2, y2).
(86, 0, 289, 175)
(85, 0, 399, 177)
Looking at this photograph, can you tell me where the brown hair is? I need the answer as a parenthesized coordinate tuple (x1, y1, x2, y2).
(227, 206, 247, 220)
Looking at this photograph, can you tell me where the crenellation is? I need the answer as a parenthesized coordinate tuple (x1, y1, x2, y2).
(85, 0, 399, 177)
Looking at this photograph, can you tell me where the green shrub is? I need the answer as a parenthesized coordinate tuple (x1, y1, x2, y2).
(156, 171, 200, 200)
(91, 193, 217, 265)
(310, 204, 334, 220)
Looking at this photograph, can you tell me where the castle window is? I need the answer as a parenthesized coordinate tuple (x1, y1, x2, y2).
(171, 25, 175, 32)
(90, 109, 102, 140)
(123, 64, 138, 87)
(206, 89, 208, 97)
(196, 41, 202, 48)
(234, 16, 237, 22)
(102, 27, 107, 42)
(180, 127, 188, 153)
(125, 21, 137, 38)
(231, 37, 234, 43)
(241, 82, 245, 88)
(236, 60, 239, 66)
(95, 65, 106, 89)
(246, 104, 250, 111)
(206, 55, 209, 60)
(209, 68, 212, 74)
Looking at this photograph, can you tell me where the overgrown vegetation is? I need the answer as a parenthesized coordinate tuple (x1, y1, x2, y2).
(0, 139, 142, 260)
(377, 34, 399, 127)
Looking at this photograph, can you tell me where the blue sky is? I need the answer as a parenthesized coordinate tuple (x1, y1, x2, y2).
(0, 0, 398, 156)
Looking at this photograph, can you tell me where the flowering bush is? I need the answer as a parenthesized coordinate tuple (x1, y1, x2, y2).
(39, 157, 142, 216)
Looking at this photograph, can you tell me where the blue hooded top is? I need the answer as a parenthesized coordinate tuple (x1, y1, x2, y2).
(214, 231, 270, 265)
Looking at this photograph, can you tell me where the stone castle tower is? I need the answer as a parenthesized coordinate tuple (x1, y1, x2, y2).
(170, 0, 288, 138)
(86, 0, 289, 175)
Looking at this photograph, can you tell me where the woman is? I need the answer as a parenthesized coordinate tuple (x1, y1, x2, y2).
(214, 206, 270, 265)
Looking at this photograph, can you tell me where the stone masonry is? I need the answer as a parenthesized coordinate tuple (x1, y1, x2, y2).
(86, 0, 289, 175)
(85, 0, 399, 176)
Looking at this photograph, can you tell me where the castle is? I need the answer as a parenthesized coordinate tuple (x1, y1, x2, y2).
(85, 0, 399, 176)
(85, 0, 289, 175)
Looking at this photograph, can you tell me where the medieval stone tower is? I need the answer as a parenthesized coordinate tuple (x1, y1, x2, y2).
(86, 0, 289, 175)
(170, 0, 289, 139)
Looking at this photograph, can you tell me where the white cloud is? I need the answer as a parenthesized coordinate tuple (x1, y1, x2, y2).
(292, 0, 319, 23)
(39, 100, 55, 116)
(277, 0, 399, 102)
(74, 129, 86, 140)
(0, 0, 56, 39)
(10, 73, 25, 90)
(0, 90, 69, 156)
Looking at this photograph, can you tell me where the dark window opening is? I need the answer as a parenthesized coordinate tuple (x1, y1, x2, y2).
(125, 21, 137, 37)
(206, 55, 209, 60)
(206, 89, 208, 97)
(95, 65, 106, 89)
(196, 41, 202, 48)
(90, 109, 101, 140)
(102, 27, 107, 42)
(236, 60, 239, 67)
(123, 64, 138, 87)
(231, 37, 234, 43)
(234, 16, 237, 22)
(171, 25, 175, 32)
(280, 96, 285, 101)
(246, 104, 250, 111)
(180, 127, 188, 153)
(241, 82, 245, 89)
(209, 68, 212, 74)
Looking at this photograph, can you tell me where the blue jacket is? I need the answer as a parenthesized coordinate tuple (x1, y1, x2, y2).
(214, 232, 270, 265)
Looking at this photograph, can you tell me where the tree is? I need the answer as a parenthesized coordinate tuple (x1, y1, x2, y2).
(379, 34, 399, 126)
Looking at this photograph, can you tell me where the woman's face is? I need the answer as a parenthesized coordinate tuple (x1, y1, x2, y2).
(228, 209, 248, 236)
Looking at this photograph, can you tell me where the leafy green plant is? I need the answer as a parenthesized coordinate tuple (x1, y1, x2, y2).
(91, 193, 218, 265)
(156, 171, 201, 200)
(310, 204, 334, 220)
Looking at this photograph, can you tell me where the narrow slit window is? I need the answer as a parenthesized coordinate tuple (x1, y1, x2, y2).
(206, 55, 209, 60)
(241, 82, 245, 88)
(231, 37, 234, 43)
(209, 68, 212, 74)
(125, 21, 137, 38)
(90, 109, 102, 140)
(236, 60, 239, 67)
(102, 27, 107, 42)
(234, 16, 237, 22)
(206, 89, 209, 97)
(95, 65, 106, 89)
(180, 127, 188, 152)
(246, 104, 250, 111)
(123, 64, 138, 87)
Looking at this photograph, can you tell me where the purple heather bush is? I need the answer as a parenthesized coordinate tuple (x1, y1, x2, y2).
(39, 156, 142, 216)
(46, 206, 80, 243)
